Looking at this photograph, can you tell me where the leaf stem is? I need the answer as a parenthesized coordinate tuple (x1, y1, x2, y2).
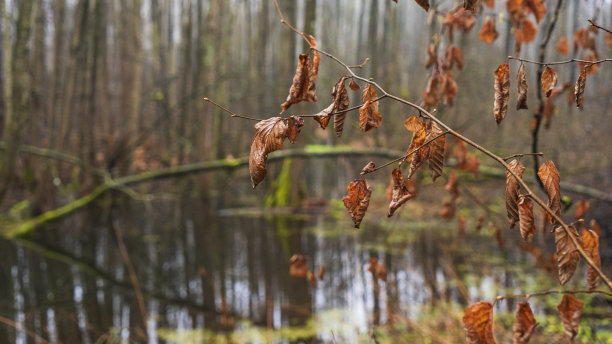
(203, 98, 264, 121)
(493, 289, 612, 306)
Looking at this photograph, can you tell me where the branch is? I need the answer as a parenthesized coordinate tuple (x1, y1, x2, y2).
(508, 56, 612, 66)
(502, 152, 544, 161)
(588, 19, 612, 34)
(0, 316, 52, 344)
(203, 97, 264, 121)
(493, 289, 612, 305)
(272, 0, 612, 291)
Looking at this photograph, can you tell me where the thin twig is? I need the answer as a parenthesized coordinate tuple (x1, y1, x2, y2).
(493, 289, 612, 306)
(272, 0, 612, 291)
(588, 19, 612, 34)
(508, 56, 612, 66)
(331, 330, 338, 344)
(203, 98, 264, 121)
(273, 0, 310, 44)
(348, 57, 370, 68)
(0, 316, 53, 344)
(362, 130, 449, 176)
(502, 152, 544, 161)
(298, 95, 386, 118)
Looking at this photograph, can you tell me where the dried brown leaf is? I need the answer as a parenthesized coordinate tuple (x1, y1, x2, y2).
(308, 271, 316, 286)
(332, 76, 350, 137)
(493, 223, 505, 248)
(375, 263, 388, 282)
(513, 302, 538, 344)
(342, 179, 372, 228)
(281, 37, 320, 111)
(289, 254, 308, 278)
(581, 228, 601, 290)
(414, 0, 430, 12)
(479, 17, 499, 44)
(505, 159, 525, 228)
(422, 74, 442, 108)
(516, 63, 528, 110)
(575, 67, 586, 110)
(427, 122, 446, 181)
(249, 117, 288, 188)
(446, 171, 459, 199)
(591, 219, 601, 236)
(359, 84, 383, 132)
(425, 44, 437, 69)
(556, 37, 569, 55)
(578, 51, 598, 75)
(313, 108, 332, 129)
(349, 78, 360, 90)
(494, 63, 510, 124)
(453, 137, 468, 165)
(463, 302, 496, 344)
(406, 123, 430, 180)
(518, 196, 536, 240)
(537, 161, 561, 224)
(360, 161, 376, 175)
(442, 72, 459, 105)
(554, 225, 580, 285)
(446, 46, 464, 70)
(557, 294, 583, 341)
(476, 216, 485, 232)
(404, 116, 424, 133)
(286, 116, 304, 143)
(458, 214, 466, 237)
(541, 67, 558, 98)
(388, 168, 417, 217)
(524, 0, 546, 23)
(458, 153, 481, 178)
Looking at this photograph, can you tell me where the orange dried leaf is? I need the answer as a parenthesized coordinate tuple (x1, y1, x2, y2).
(425, 44, 437, 69)
(574, 67, 586, 110)
(458, 214, 466, 237)
(537, 161, 561, 224)
(367, 257, 377, 273)
(349, 78, 360, 90)
(458, 153, 481, 178)
(578, 51, 598, 75)
(463, 302, 496, 344)
(516, 63, 528, 110)
(574, 200, 590, 221)
(453, 137, 468, 165)
(554, 225, 580, 285)
(505, 159, 525, 228)
(427, 122, 446, 181)
(422, 74, 442, 108)
(313, 103, 333, 129)
(249, 117, 288, 188)
(446, 171, 459, 199)
(342, 179, 372, 228)
(515, 20, 537, 44)
(289, 254, 308, 278)
(557, 294, 583, 341)
(524, 0, 546, 23)
(513, 302, 538, 344)
(414, 0, 430, 12)
(360, 161, 376, 175)
(494, 63, 510, 125)
(442, 72, 459, 105)
(493, 224, 504, 248)
(518, 196, 536, 240)
(591, 219, 601, 236)
(286, 116, 304, 143)
(556, 37, 569, 55)
(541, 67, 558, 98)
(406, 123, 430, 179)
(581, 228, 601, 290)
(479, 17, 499, 44)
(446, 46, 464, 70)
(404, 116, 424, 133)
(308, 271, 316, 286)
(388, 168, 417, 217)
(359, 84, 383, 132)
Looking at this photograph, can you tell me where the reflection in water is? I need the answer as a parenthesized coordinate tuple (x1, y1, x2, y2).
(0, 194, 610, 343)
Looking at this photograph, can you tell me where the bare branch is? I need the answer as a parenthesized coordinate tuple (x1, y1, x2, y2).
(203, 97, 264, 121)
(502, 152, 544, 160)
(588, 18, 612, 34)
(494, 289, 612, 306)
(509, 56, 612, 66)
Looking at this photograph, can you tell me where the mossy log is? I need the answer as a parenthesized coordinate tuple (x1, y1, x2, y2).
(2, 145, 610, 238)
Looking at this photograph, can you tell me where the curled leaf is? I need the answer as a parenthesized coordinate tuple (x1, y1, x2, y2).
(332, 76, 350, 137)
(406, 122, 430, 180)
(479, 17, 499, 44)
(554, 225, 580, 285)
(574, 67, 586, 110)
(581, 228, 601, 290)
(281, 37, 320, 110)
(289, 254, 308, 278)
(359, 84, 383, 132)
(360, 161, 376, 175)
(516, 63, 528, 110)
(557, 294, 583, 341)
(313, 109, 331, 129)
(537, 161, 561, 225)
(525, 0, 546, 23)
(427, 122, 446, 181)
(286, 116, 305, 143)
(541, 67, 558, 98)
(349, 78, 360, 90)
(342, 179, 372, 228)
(388, 169, 417, 217)
(518, 196, 536, 240)
(505, 159, 525, 228)
(494, 63, 510, 125)
(463, 302, 496, 344)
(249, 117, 288, 188)
(513, 302, 538, 344)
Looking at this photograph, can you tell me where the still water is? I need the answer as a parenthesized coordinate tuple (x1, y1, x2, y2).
(0, 184, 611, 343)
